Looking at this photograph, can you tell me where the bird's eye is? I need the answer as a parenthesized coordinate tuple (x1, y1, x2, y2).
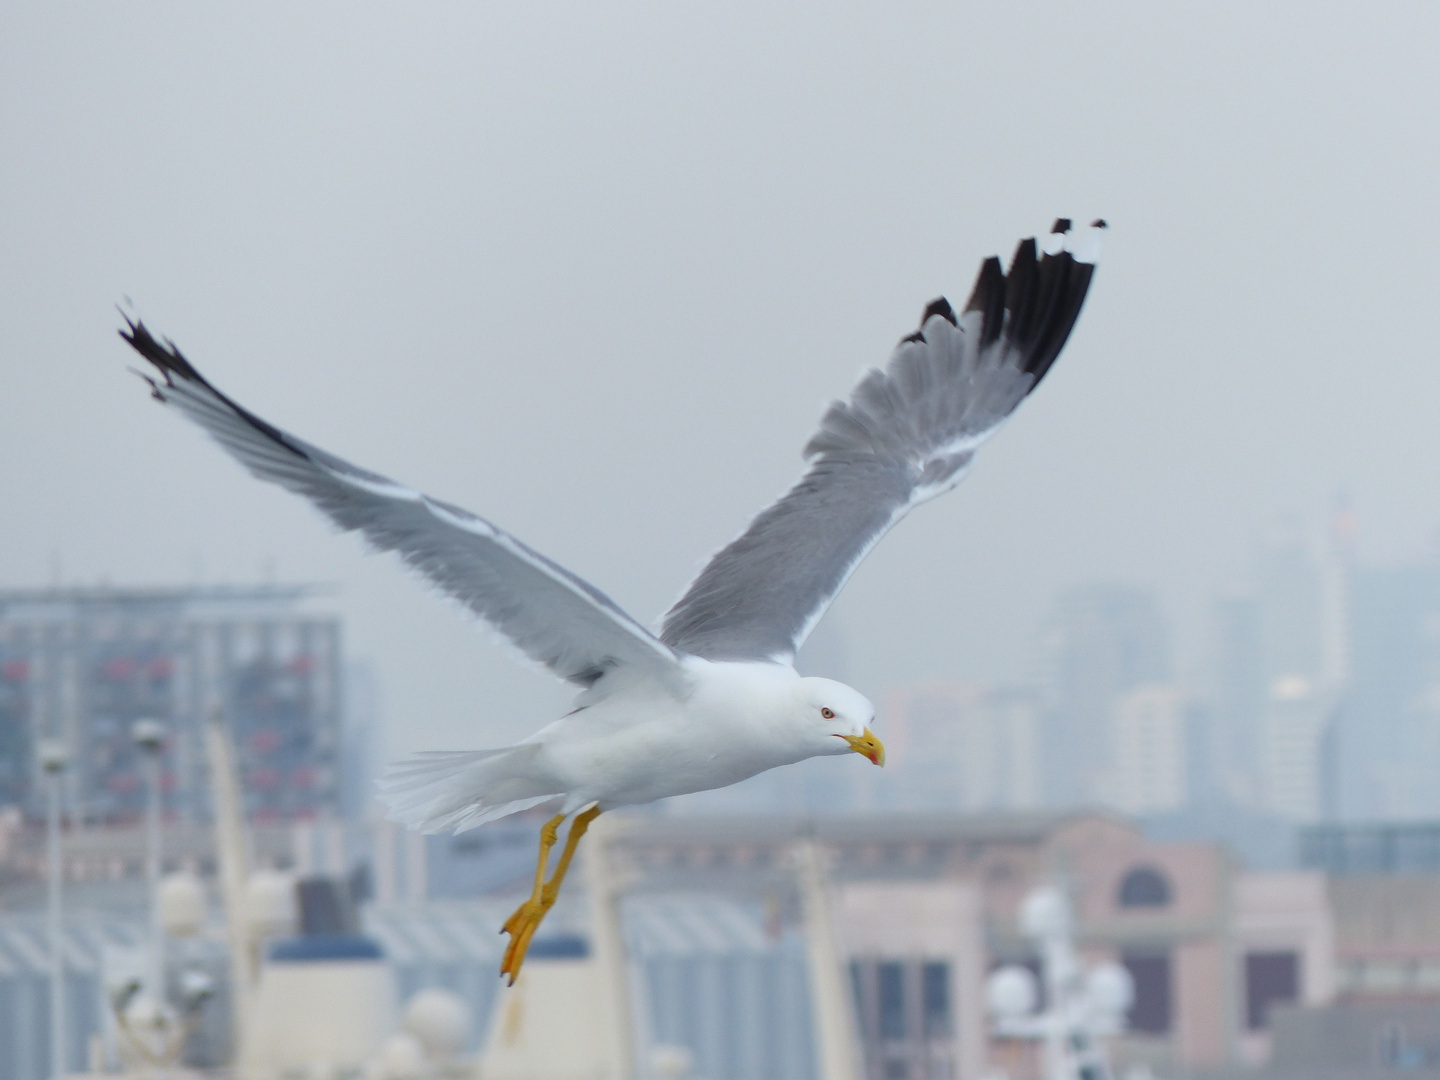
(820, 707, 835, 720)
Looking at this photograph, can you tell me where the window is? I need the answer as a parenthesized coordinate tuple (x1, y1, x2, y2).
(878, 962, 907, 1039)
(1118, 866, 1172, 908)
(852, 959, 956, 1080)
(1122, 952, 1172, 1034)
(922, 963, 950, 1037)
(1245, 951, 1299, 1030)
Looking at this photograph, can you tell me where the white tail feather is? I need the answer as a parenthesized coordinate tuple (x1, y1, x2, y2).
(377, 747, 561, 834)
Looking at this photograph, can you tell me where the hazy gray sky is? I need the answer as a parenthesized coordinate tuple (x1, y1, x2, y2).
(4, 4, 1440, 762)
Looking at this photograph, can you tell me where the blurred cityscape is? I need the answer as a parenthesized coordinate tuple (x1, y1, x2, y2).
(2, 501, 1440, 1079)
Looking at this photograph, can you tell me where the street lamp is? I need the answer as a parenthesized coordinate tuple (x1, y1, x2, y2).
(37, 738, 68, 1080)
(131, 718, 166, 1008)
(986, 885, 1134, 1080)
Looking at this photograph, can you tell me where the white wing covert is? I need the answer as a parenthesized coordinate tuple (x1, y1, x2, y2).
(121, 318, 683, 693)
(660, 219, 1103, 664)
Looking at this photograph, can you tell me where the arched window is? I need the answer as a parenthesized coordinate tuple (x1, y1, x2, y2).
(1117, 865, 1172, 908)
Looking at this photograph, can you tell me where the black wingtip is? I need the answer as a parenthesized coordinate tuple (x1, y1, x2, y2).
(1091, 218, 1108, 229)
(949, 219, 1098, 386)
(900, 297, 958, 346)
(963, 256, 1007, 347)
(921, 297, 957, 327)
(117, 313, 202, 384)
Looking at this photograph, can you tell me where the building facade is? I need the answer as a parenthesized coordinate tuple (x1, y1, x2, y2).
(603, 810, 1333, 1079)
(870, 682, 1042, 814)
(0, 586, 343, 824)
(1039, 584, 1173, 807)
(1260, 675, 1333, 823)
(1105, 684, 1187, 815)
(1300, 821, 1440, 1003)
(1343, 565, 1440, 819)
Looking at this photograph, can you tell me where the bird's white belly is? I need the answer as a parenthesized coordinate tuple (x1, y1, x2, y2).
(539, 717, 802, 809)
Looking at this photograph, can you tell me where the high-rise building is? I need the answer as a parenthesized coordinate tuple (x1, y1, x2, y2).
(1260, 675, 1331, 823)
(1211, 593, 1266, 805)
(1257, 529, 1325, 688)
(873, 682, 1042, 813)
(1208, 513, 1352, 814)
(339, 660, 383, 820)
(1342, 564, 1440, 819)
(1104, 684, 1187, 815)
(0, 586, 343, 824)
(1387, 687, 1440, 820)
(1038, 584, 1172, 806)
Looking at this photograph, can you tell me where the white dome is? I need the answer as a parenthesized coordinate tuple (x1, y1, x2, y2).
(1019, 885, 1072, 939)
(158, 870, 207, 936)
(177, 967, 215, 1008)
(374, 1033, 426, 1080)
(1086, 962, 1135, 1017)
(246, 869, 297, 937)
(123, 995, 163, 1027)
(402, 988, 471, 1058)
(986, 965, 1038, 1019)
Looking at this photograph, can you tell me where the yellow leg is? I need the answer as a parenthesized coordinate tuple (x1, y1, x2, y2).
(501, 813, 563, 939)
(499, 805, 602, 984)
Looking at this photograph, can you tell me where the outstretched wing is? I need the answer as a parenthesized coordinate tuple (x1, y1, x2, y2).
(660, 219, 1103, 663)
(122, 318, 683, 692)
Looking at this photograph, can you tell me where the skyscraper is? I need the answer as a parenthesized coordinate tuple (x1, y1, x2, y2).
(1343, 564, 1440, 819)
(1039, 583, 1172, 806)
(1106, 684, 1187, 815)
(874, 682, 1042, 812)
(1210, 593, 1266, 805)
(1208, 515, 1349, 816)
(1260, 675, 1329, 822)
(0, 585, 344, 824)
(1256, 529, 1325, 687)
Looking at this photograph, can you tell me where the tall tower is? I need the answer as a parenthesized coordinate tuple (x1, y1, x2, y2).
(1106, 684, 1187, 815)
(1320, 494, 1357, 692)
(1211, 516, 1340, 817)
(1260, 675, 1329, 822)
(1211, 592, 1265, 805)
(1039, 584, 1172, 807)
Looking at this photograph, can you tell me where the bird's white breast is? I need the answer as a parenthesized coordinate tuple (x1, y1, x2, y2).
(535, 659, 813, 808)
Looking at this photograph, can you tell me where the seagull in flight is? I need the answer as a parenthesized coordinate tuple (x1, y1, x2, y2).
(121, 218, 1102, 982)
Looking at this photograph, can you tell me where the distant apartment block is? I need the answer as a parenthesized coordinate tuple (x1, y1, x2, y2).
(1040, 583, 1172, 806)
(1343, 564, 1440, 819)
(1299, 822, 1440, 1002)
(1210, 592, 1267, 805)
(0, 585, 343, 824)
(1105, 684, 1187, 815)
(1260, 675, 1331, 823)
(1207, 516, 1350, 814)
(875, 682, 1042, 813)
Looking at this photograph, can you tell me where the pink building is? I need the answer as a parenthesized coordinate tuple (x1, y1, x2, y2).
(614, 810, 1334, 1080)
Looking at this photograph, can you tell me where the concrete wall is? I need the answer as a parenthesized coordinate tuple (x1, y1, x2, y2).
(837, 880, 986, 1080)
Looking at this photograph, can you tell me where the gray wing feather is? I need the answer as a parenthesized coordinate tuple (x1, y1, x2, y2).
(661, 221, 1101, 662)
(121, 318, 682, 692)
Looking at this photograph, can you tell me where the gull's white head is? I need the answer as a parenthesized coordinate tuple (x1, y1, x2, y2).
(795, 676, 884, 766)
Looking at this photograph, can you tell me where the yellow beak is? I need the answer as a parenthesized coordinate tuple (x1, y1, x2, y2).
(842, 727, 885, 767)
